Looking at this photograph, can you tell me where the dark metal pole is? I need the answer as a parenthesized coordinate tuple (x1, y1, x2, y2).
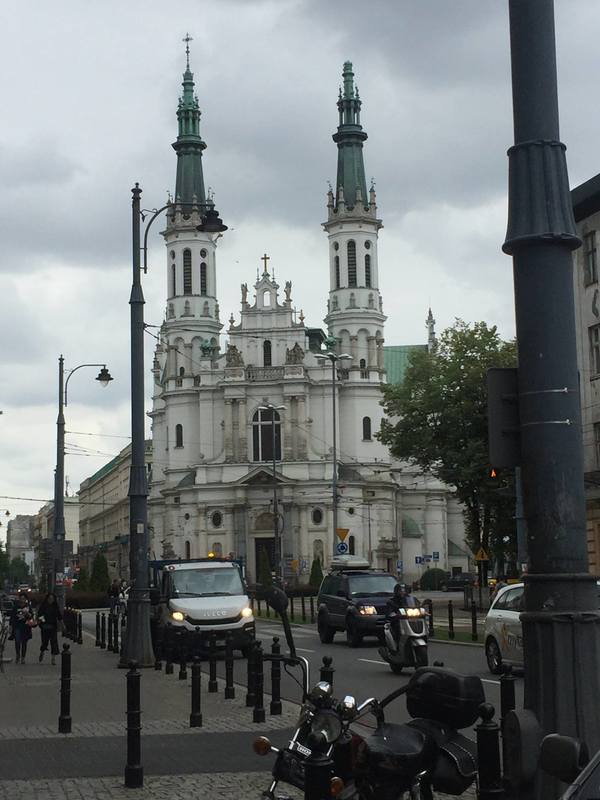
(515, 466, 528, 572)
(271, 411, 281, 582)
(319, 655, 334, 688)
(52, 355, 66, 609)
(100, 613, 106, 649)
(190, 656, 203, 728)
(270, 636, 282, 715)
(331, 358, 338, 555)
(476, 703, 504, 800)
(58, 643, 72, 734)
(120, 183, 155, 668)
(505, 0, 600, 766)
(95, 611, 101, 647)
(448, 600, 455, 640)
(252, 641, 265, 723)
(208, 631, 218, 693)
(124, 661, 143, 788)
(224, 631, 235, 700)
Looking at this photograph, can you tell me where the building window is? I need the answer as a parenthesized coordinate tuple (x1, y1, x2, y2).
(365, 254, 371, 287)
(335, 256, 340, 289)
(349, 535, 355, 555)
(200, 248, 207, 258)
(174, 496, 181, 505)
(252, 407, 281, 462)
(179, 366, 185, 377)
(585, 232, 598, 286)
(183, 249, 192, 294)
(200, 262, 207, 296)
(312, 508, 323, 526)
(211, 511, 223, 528)
(175, 424, 184, 448)
(364, 240, 371, 250)
(211, 541, 223, 557)
(171, 264, 176, 296)
(360, 358, 368, 378)
(590, 325, 600, 376)
(185, 540, 191, 560)
(362, 416, 372, 440)
(347, 240, 357, 287)
(595, 423, 600, 466)
(263, 340, 272, 367)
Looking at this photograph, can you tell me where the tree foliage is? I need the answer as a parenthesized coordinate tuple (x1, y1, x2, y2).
(309, 557, 324, 588)
(74, 566, 90, 592)
(90, 552, 109, 592)
(9, 557, 29, 584)
(379, 320, 517, 565)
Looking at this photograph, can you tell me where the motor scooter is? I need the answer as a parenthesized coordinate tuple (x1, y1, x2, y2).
(378, 606, 428, 674)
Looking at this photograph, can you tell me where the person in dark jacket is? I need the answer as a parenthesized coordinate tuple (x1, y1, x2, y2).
(108, 579, 120, 615)
(10, 594, 33, 664)
(37, 593, 62, 665)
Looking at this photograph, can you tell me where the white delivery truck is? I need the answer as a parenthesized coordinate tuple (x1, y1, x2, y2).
(150, 558, 255, 654)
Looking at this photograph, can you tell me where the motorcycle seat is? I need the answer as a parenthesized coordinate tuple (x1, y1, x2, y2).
(357, 722, 437, 779)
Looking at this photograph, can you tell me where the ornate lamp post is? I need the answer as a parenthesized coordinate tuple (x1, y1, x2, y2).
(53, 356, 113, 609)
(258, 404, 285, 582)
(315, 349, 352, 557)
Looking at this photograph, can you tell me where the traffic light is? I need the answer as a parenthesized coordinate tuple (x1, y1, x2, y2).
(487, 367, 521, 469)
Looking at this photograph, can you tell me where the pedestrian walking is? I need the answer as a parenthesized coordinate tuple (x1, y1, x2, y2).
(10, 593, 34, 665)
(108, 578, 120, 615)
(37, 593, 62, 665)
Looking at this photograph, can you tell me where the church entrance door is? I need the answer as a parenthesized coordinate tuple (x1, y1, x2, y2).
(255, 537, 277, 582)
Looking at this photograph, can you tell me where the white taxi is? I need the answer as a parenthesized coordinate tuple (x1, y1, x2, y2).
(484, 583, 524, 674)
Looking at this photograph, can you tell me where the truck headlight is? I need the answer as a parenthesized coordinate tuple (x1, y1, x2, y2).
(171, 611, 185, 622)
(358, 605, 377, 615)
(241, 606, 253, 618)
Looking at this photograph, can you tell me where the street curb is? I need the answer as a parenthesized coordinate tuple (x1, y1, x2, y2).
(431, 637, 483, 649)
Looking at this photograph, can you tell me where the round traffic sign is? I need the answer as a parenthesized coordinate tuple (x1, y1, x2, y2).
(336, 541, 349, 554)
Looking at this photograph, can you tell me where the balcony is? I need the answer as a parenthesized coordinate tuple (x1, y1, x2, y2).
(246, 366, 285, 382)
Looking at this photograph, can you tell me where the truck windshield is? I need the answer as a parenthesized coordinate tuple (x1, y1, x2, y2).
(348, 574, 397, 597)
(171, 567, 244, 597)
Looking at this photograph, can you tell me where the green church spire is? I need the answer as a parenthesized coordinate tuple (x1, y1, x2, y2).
(333, 61, 368, 211)
(172, 35, 206, 207)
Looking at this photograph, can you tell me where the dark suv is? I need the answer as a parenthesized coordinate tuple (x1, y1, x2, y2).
(317, 569, 399, 647)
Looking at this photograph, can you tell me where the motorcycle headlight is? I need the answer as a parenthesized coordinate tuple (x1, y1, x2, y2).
(398, 607, 407, 616)
(406, 608, 421, 617)
(241, 606, 253, 618)
(358, 605, 377, 615)
(311, 710, 343, 744)
(171, 611, 185, 622)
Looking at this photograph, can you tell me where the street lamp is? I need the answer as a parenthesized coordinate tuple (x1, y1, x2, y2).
(53, 356, 113, 609)
(315, 349, 352, 557)
(258, 404, 285, 582)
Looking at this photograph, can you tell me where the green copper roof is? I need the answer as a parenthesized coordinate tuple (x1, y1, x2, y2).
(333, 62, 368, 210)
(172, 54, 207, 207)
(384, 345, 428, 385)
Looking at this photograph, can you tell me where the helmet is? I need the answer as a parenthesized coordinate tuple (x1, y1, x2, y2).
(394, 583, 407, 598)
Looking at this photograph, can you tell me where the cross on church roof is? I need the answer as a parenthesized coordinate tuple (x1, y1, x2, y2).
(261, 253, 270, 274)
(183, 33, 193, 69)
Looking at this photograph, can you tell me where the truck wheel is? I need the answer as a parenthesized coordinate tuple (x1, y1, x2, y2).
(317, 614, 335, 644)
(345, 618, 363, 648)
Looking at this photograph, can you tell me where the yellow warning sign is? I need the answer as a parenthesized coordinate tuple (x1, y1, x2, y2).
(336, 528, 350, 541)
(474, 547, 490, 562)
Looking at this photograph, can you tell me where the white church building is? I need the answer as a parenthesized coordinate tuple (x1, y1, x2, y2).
(147, 56, 469, 585)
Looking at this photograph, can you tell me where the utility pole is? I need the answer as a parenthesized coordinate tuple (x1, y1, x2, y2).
(504, 1, 600, 792)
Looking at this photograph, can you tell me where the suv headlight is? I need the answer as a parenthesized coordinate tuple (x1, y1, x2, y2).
(358, 605, 377, 615)
(171, 611, 185, 622)
(241, 606, 253, 618)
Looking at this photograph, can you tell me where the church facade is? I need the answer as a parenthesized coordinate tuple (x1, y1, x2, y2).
(147, 57, 469, 585)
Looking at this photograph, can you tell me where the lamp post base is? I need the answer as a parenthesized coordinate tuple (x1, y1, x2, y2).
(119, 596, 155, 669)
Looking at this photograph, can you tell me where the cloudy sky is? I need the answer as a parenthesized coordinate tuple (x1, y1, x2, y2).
(1, 0, 598, 538)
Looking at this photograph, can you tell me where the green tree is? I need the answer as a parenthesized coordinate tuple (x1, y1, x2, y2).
(90, 552, 109, 592)
(0, 541, 9, 587)
(8, 557, 29, 584)
(75, 566, 90, 592)
(257, 548, 273, 587)
(379, 320, 517, 563)
(309, 557, 323, 588)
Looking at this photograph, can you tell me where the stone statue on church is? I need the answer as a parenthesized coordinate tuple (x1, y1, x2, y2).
(241, 283, 248, 304)
(225, 343, 244, 367)
(285, 342, 305, 365)
(284, 280, 292, 303)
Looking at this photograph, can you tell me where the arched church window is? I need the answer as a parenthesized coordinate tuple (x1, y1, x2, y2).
(362, 416, 372, 441)
(349, 293, 356, 308)
(263, 340, 272, 367)
(179, 366, 185, 377)
(171, 264, 176, 297)
(347, 240, 357, 287)
(263, 290, 271, 307)
(183, 249, 192, 294)
(200, 262, 207, 296)
(335, 256, 340, 289)
(175, 423, 184, 447)
(185, 540, 191, 560)
(365, 254, 372, 287)
(252, 407, 281, 462)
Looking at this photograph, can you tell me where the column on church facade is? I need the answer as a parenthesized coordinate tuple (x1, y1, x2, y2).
(224, 400, 234, 461)
(376, 337, 385, 370)
(184, 342, 193, 374)
(424, 493, 447, 568)
(296, 395, 307, 459)
(237, 398, 247, 462)
(367, 336, 377, 368)
(166, 344, 177, 378)
(350, 335, 358, 363)
(284, 397, 294, 460)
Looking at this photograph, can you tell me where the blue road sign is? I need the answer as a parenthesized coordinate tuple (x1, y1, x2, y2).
(397, 560, 403, 571)
(336, 541, 349, 554)
(432, 551, 440, 561)
(415, 556, 423, 565)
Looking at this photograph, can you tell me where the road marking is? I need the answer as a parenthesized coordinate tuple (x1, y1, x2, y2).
(296, 647, 316, 654)
(358, 658, 388, 666)
(481, 678, 500, 685)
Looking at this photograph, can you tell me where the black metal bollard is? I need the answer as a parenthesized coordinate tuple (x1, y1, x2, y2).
(208, 631, 218, 693)
(448, 600, 455, 640)
(124, 660, 143, 788)
(257, 597, 262, 617)
(253, 641, 265, 723)
(476, 703, 504, 800)
(107, 614, 114, 652)
(320, 655, 334, 688)
(153, 625, 162, 670)
(424, 598, 434, 637)
(112, 613, 120, 654)
(224, 632, 235, 700)
(190, 656, 203, 728)
(471, 601, 478, 642)
(499, 665, 516, 769)
(100, 613, 106, 649)
(178, 635, 187, 681)
(165, 627, 174, 675)
(246, 639, 257, 707)
(120, 615, 126, 659)
(95, 611, 101, 647)
(301, 594, 307, 622)
(63, 608, 70, 640)
(77, 611, 83, 645)
(304, 732, 334, 800)
(58, 643, 72, 734)
(270, 636, 282, 716)
(310, 596, 315, 624)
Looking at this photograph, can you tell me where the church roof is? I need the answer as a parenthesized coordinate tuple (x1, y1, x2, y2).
(383, 345, 427, 385)
(172, 40, 207, 207)
(332, 62, 368, 212)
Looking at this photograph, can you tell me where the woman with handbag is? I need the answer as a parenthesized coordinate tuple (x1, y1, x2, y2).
(10, 593, 34, 664)
(37, 593, 62, 665)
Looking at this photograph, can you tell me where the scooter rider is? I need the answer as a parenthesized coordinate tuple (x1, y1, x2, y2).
(387, 584, 417, 637)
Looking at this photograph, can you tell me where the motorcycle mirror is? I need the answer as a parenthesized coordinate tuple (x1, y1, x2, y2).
(540, 734, 589, 784)
(265, 586, 289, 614)
(340, 695, 357, 718)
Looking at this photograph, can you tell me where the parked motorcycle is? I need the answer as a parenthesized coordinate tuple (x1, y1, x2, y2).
(254, 587, 484, 800)
(378, 605, 429, 674)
